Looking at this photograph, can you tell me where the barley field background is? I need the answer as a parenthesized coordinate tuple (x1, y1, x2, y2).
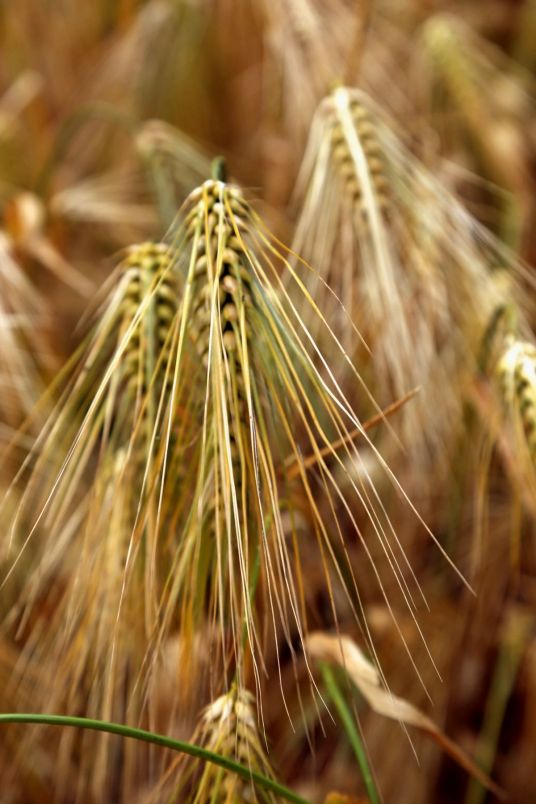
(0, 1, 535, 802)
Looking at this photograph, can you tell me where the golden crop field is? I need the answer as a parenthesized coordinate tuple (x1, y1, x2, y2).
(0, 2, 535, 802)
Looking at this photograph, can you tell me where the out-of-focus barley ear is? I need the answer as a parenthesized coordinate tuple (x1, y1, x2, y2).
(292, 84, 530, 474)
(50, 1, 213, 184)
(41, 107, 211, 243)
(165, 685, 279, 803)
(417, 13, 534, 245)
(470, 307, 536, 568)
(495, 337, 536, 473)
(478, 302, 521, 375)
(49, 2, 175, 176)
(256, 0, 361, 141)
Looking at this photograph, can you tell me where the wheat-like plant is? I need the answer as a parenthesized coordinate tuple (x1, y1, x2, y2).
(2, 171, 459, 800)
(3, 240, 186, 800)
(292, 84, 529, 475)
(496, 336, 536, 472)
(156, 174, 460, 698)
(417, 13, 534, 242)
(0, 4, 534, 802)
(256, 0, 359, 140)
(476, 303, 536, 505)
(164, 684, 278, 803)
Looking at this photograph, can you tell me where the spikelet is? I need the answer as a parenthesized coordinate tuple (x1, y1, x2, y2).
(177, 686, 278, 803)
(292, 84, 524, 472)
(0, 72, 44, 188)
(496, 337, 536, 471)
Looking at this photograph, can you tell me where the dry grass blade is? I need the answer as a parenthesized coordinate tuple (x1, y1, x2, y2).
(306, 632, 505, 799)
(284, 387, 420, 479)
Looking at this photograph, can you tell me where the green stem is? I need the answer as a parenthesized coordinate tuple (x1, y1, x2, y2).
(320, 662, 381, 804)
(211, 156, 227, 182)
(499, 193, 523, 255)
(0, 713, 309, 804)
(140, 148, 178, 229)
(465, 614, 531, 804)
(478, 303, 518, 373)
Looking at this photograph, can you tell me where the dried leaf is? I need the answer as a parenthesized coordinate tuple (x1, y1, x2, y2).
(307, 632, 505, 799)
